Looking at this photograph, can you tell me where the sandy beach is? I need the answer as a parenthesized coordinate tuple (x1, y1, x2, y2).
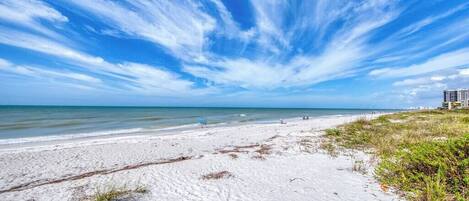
(0, 114, 401, 201)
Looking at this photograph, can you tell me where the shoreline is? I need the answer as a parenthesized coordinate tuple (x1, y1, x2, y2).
(0, 113, 390, 152)
(0, 112, 400, 201)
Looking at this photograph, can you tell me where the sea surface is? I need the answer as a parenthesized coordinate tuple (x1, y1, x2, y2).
(0, 106, 399, 145)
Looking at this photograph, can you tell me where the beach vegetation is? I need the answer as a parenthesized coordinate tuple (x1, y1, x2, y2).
(201, 171, 233, 180)
(298, 136, 317, 153)
(255, 144, 272, 155)
(325, 128, 341, 137)
(228, 153, 238, 159)
(322, 109, 469, 200)
(319, 139, 338, 157)
(352, 160, 367, 174)
(92, 185, 147, 201)
(461, 117, 469, 124)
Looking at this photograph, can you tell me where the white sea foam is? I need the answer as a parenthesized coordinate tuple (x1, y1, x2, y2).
(0, 123, 210, 145)
(0, 128, 144, 145)
(148, 123, 201, 132)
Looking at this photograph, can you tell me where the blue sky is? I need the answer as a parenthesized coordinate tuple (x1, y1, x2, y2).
(0, 0, 468, 108)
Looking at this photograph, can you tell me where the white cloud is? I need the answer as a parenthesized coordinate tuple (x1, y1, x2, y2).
(184, 41, 363, 89)
(0, 58, 12, 68)
(0, 28, 105, 66)
(405, 83, 446, 97)
(389, 65, 469, 107)
(0, 0, 67, 38)
(290, 44, 364, 85)
(116, 63, 195, 94)
(249, 1, 290, 53)
(393, 77, 436, 87)
(394, 2, 469, 38)
(184, 59, 293, 89)
(431, 76, 445, 81)
(0, 58, 101, 85)
(68, 0, 216, 60)
(40, 69, 102, 83)
(209, 0, 254, 41)
(460, 68, 469, 76)
(370, 48, 469, 78)
(0, 28, 214, 96)
(371, 14, 469, 68)
(392, 66, 469, 90)
(0, 0, 67, 22)
(310, 1, 350, 36)
(51, 0, 403, 91)
(247, 0, 398, 55)
(182, 0, 400, 89)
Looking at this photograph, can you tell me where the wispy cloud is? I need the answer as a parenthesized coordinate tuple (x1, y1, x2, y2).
(394, 2, 469, 38)
(184, 0, 400, 89)
(370, 48, 469, 78)
(393, 76, 445, 87)
(0, 27, 214, 96)
(386, 65, 469, 107)
(0, 0, 203, 95)
(67, 0, 218, 61)
(0, 0, 67, 38)
(0, 57, 101, 90)
(369, 14, 469, 67)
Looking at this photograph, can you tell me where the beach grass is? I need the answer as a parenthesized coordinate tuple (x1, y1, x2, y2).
(322, 109, 469, 201)
(93, 185, 147, 201)
(201, 171, 233, 180)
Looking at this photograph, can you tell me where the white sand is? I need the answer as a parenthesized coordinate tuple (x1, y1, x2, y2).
(0, 114, 402, 201)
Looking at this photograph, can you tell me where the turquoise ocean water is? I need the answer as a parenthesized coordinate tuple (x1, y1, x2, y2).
(0, 106, 399, 144)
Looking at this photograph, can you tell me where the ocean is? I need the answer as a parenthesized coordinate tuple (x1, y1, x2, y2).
(0, 106, 398, 145)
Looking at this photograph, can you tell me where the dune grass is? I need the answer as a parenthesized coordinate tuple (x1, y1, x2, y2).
(323, 109, 469, 201)
(93, 185, 147, 201)
(201, 171, 233, 180)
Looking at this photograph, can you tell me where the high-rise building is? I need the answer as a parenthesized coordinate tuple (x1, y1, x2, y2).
(459, 89, 469, 108)
(443, 90, 458, 102)
(442, 89, 469, 109)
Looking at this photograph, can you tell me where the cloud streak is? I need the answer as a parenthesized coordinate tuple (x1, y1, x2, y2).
(370, 48, 469, 78)
(0, 0, 67, 39)
(0, 27, 212, 96)
(66, 0, 218, 61)
(184, 0, 401, 89)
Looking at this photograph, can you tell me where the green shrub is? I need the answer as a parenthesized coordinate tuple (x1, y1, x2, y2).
(420, 110, 444, 115)
(377, 116, 390, 123)
(421, 170, 447, 201)
(325, 128, 341, 136)
(461, 117, 469, 124)
(93, 185, 147, 201)
(323, 110, 469, 200)
(355, 118, 371, 125)
(376, 134, 469, 200)
(452, 109, 469, 115)
(95, 189, 128, 201)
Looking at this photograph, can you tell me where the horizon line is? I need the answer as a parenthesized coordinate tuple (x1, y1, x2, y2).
(0, 104, 405, 110)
